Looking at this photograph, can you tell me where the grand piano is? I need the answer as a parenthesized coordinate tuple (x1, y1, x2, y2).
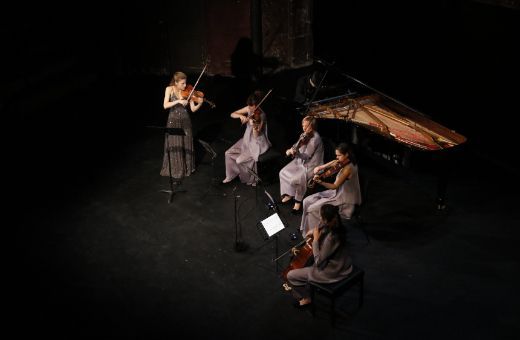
(304, 92, 466, 151)
(297, 62, 467, 210)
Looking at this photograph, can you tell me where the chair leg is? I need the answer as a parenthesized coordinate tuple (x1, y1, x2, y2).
(360, 223, 370, 245)
(310, 286, 316, 317)
(330, 296, 336, 326)
(310, 273, 365, 326)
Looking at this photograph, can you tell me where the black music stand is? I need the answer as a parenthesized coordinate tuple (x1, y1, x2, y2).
(247, 166, 290, 229)
(148, 126, 187, 204)
(198, 139, 226, 198)
(257, 212, 286, 273)
(247, 167, 281, 214)
(248, 167, 291, 272)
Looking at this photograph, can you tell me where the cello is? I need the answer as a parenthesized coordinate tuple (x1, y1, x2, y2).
(279, 235, 315, 283)
(277, 222, 326, 286)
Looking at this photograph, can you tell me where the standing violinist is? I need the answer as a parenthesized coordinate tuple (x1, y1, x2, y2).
(160, 71, 203, 178)
(279, 116, 323, 214)
(287, 204, 353, 309)
(222, 90, 271, 186)
(300, 143, 362, 236)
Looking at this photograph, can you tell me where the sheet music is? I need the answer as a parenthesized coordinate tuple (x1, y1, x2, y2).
(261, 213, 285, 237)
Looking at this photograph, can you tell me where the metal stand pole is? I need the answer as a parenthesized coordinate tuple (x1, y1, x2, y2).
(234, 190, 248, 252)
(160, 133, 186, 203)
(273, 234, 279, 273)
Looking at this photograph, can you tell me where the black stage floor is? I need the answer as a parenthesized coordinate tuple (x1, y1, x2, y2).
(10, 71, 520, 339)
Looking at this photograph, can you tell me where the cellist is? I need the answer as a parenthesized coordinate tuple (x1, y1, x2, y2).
(286, 204, 353, 309)
(299, 143, 362, 236)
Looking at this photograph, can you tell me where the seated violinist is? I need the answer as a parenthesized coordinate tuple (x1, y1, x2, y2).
(279, 116, 323, 214)
(300, 143, 362, 236)
(222, 91, 272, 186)
(287, 204, 353, 309)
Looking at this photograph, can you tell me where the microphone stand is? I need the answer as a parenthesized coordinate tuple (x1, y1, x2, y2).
(233, 185, 248, 252)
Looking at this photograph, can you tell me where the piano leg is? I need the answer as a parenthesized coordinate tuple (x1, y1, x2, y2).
(436, 174, 447, 210)
(434, 151, 451, 211)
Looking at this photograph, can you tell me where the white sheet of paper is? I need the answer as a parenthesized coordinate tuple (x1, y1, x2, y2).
(261, 213, 285, 237)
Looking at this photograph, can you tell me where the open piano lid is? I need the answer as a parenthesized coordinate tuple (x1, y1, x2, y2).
(305, 74, 467, 151)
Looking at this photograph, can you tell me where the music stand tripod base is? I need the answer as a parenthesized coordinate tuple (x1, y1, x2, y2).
(147, 125, 188, 204)
(160, 183, 186, 204)
(234, 241, 249, 252)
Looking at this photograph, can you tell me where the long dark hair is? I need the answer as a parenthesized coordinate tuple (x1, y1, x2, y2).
(320, 204, 346, 244)
(336, 142, 357, 165)
(246, 90, 264, 106)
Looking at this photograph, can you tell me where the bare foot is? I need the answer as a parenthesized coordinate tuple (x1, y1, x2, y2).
(281, 195, 292, 203)
(299, 298, 312, 306)
(293, 202, 301, 211)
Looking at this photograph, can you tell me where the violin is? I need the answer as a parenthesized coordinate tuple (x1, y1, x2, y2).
(246, 109, 263, 132)
(288, 132, 312, 158)
(307, 159, 348, 188)
(244, 89, 272, 132)
(181, 84, 216, 108)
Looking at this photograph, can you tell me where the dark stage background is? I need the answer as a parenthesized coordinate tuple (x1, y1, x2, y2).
(4, 1, 520, 339)
(5, 0, 519, 171)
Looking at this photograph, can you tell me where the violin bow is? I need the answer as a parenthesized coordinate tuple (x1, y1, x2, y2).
(254, 88, 273, 112)
(186, 64, 207, 102)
